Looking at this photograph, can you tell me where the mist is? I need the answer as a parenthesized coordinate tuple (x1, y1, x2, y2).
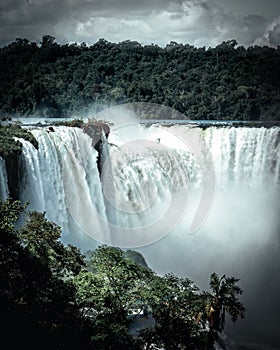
(99, 112, 280, 348)
(14, 110, 280, 348)
(136, 170, 280, 348)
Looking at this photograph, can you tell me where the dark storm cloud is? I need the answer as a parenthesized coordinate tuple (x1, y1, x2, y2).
(269, 23, 280, 45)
(0, 0, 279, 47)
(253, 16, 280, 46)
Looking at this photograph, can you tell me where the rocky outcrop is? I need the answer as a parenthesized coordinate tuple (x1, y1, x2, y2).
(4, 149, 21, 200)
(83, 121, 110, 175)
(0, 125, 38, 200)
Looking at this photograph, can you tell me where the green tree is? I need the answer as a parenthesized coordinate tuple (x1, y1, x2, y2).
(75, 245, 151, 321)
(19, 211, 85, 277)
(142, 273, 209, 350)
(74, 245, 150, 349)
(0, 199, 91, 350)
(206, 272, 245, 333)
(0, 200, 246, 349)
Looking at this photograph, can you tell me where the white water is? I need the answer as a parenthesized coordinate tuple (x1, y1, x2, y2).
(124, 125, 280, 349)
(0, 123, 279, 247)
(0, 123, 279, 348)
(108, 123, 280, 349)
(0, 124, 279, 247)
(0, 157, 9, 200)
(18, 126, 109, 244)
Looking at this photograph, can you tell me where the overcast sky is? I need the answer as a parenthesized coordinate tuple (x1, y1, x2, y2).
(0, 0, 280, 48)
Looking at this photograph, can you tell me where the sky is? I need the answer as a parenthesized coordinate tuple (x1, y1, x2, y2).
(0, 0, 280, 48)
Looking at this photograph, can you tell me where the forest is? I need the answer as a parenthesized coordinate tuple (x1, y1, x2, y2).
(0, 35, 280, 121)
(0, 198, 245, 350)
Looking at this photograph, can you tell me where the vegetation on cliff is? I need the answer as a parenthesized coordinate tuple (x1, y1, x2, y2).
(0, 198, 245, 349)
(0, 124, 38, 159)
(0, 125, 39, 199)
(0, 36, 280, 121)
(0, 119, 111, 198)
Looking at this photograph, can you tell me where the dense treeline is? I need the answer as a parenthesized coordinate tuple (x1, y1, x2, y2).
(1, 198, 245, 349)
(0, 35, 280, 120)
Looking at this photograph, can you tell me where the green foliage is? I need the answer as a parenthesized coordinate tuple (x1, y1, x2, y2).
(75, 246, 246, 349)
(0, 197, 26, 231)
(0, 37, 279, 120)
(91, 313, 142, 350)
(0, 199, 246, 349)
(207, 272, 246, 333)
(52, 118, 85, 128)
(0, 124, 39, 199)
(19, 211, 85, 277)
(0, 124, 38, 159)
(75, 245, 152, 322)
(142, 273, 210, 349)
(125, 249, 150, 269)
(0, 199, 91, 349)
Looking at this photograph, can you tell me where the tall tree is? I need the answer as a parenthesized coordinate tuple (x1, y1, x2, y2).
(206, 272, 245, 333)
(0, 199, 91, 350)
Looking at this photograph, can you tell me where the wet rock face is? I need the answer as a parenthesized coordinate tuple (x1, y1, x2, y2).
(83, 121, 110, 175)
(83, 122, 110, 148)
(5, 150, 20, 200)
(0, 122, 111, 199)
(0, 125, 39, 200)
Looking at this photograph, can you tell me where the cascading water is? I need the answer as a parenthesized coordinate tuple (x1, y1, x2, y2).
(106, 122, 280, 349)
(1, 124, 279, 247)
(127, 124, 280, 349)
(0, 122, 279, 348)
(0, 157, 9, 200)
(202, 126, 280, 187)
(18, 126, 109, 244)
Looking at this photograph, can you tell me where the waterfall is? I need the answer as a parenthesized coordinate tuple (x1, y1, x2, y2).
(99, 124, 279, 246)
(2, 121, 279, 348)
(11, 123, 279, 248)
(165, 125, 280, 188)
(202, 126, 280, 187)
(18, 126, 109, 244)
(0, 157, 9, 200)
(121, 124, 279, 350)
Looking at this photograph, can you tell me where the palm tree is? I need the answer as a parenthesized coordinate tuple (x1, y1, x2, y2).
(206, 273, 245, 333)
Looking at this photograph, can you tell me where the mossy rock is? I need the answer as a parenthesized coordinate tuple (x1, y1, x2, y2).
(0, 124, 38, 199)
(0, 124, 38, 159)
